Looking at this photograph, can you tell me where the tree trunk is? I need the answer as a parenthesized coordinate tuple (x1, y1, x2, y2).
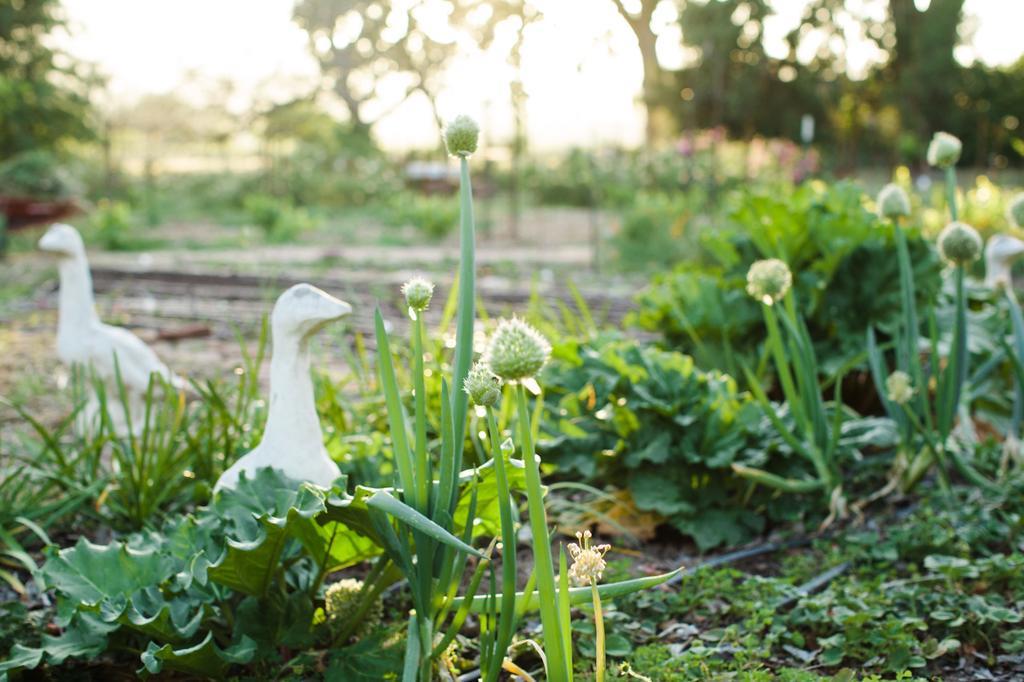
(613, 0, 663, 146)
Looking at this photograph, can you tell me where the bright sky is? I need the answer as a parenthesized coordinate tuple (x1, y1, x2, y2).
(59, 0, 1023, 150)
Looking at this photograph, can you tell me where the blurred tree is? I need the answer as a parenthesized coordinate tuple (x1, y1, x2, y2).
(887, 0, 964, 150)
(0, 0, 95, 157)
(610, 0, 675, 144)
(293, 0, 459, 138)
(674, 0, 776, 136)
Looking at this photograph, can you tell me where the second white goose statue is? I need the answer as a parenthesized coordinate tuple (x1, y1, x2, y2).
(985, 234, 1024, 291)
(38, 223, 184, 435)
(214, 283, 350, 492)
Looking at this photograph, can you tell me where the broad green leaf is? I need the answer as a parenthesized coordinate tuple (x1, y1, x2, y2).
(0, 617, 108, 675)
(140, 632, 256, 678)
(40, 538, 205, 643)
(207, 469, 380, 595)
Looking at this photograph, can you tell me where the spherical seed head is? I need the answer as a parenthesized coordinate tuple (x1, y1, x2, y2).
(927, 131, 962, 169)
(464, 362, 502, 407)
(938, 221, 983, 265)
(325, 578, 382, 638)
(401, 277, 434, 312)
(1008, 193, 1024, 229)
(745, 258, 792, 305)
(484, 317, 551, 382)
(443, 115, 479, 157)
(885, 370, 914, 406)
(877, 183, 911, 220)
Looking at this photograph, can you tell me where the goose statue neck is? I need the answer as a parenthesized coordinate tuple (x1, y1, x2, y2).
(260, 331, 323, 461)
(214, 283, 351, 492)
(55, 247, 101, 355)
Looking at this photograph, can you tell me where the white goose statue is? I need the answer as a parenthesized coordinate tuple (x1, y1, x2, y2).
(38, 223, 184, 435)
(985, 234, 1024, 292)
(214, 283, 350, 492)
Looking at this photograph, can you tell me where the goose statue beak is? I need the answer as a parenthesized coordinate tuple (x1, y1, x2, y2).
(38, 223, 83, 257)
(309, 290, 353, 323)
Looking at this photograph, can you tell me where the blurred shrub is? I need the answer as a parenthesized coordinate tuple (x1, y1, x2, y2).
(0, 150, 80, 199)
(243, 193, 314, 243)
(385, 192, 458, 241)
(262, 112, 404, 207)
(612, 191, 706, 270)
(85, 199, 136, 250)
(630, 181, 943, 380)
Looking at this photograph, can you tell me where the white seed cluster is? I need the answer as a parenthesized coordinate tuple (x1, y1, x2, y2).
(877, 183, 911, 220)
(745, 258, 793, 305)
(464, 362, 502, 407)
(401, 277, 435, 313)
(568, 530, 611, 586)
(926, 131, 962, 169)
(885, 370, 914, 406)
(443, 115, 480, 157)
(325, 578, 382, 639)
(483, 317, 551, 382)
(938, 221, 983, 266)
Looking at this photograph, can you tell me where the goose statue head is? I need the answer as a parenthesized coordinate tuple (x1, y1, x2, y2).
(985, 234, 1024, 290)
(214, 283, 351, 492)
(271, 283, 353, 341)
(38, 223, 86, 259)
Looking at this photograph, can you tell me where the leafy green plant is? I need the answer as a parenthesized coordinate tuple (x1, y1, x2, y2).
(0, 468, 387, 678)
(539, 333, 817, 550)
(867, 147, 999, 496)
(630, 182, 942, 382)
(356, 118, 679, 681)
(735, 259, 852, 522)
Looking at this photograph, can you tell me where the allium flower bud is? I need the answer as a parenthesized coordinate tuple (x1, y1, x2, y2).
(1008, 193, 1024, 230)
(464, 362, 502, 407)
(885, 370, 914, 406)
(401, 277, 434, 313)
(877, 183, 911, 220)
(926, 132, 962, 169)
(443, 115, 479, 157)
(325, 578, 382, 639)
(484, 317, 551, 382)
(567, 530, 611, 586)
(745, 258, 792, 305)
(938, 221, 983, 266)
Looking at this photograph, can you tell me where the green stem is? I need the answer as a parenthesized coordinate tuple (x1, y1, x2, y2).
(763, 303, 805, 431)
(592, 581, 605, 682)
(515, 383, 568, 682)
(899, 404, 952, 495)
(484, 409, 517, 682)
(451, 156, 476, 470)
(944, 166, 959, 222)
(411, 314, 429, 512)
